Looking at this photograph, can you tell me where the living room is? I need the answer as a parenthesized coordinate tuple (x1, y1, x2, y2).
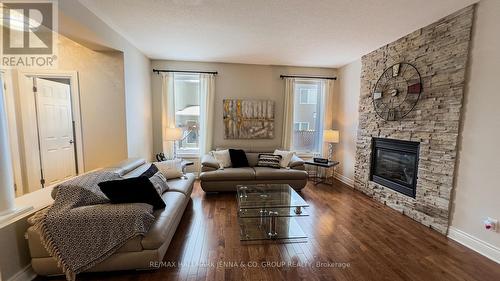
(0, 0, 499, 280)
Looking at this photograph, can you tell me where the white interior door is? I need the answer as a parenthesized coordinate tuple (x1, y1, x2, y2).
(35, 78, 76, 186)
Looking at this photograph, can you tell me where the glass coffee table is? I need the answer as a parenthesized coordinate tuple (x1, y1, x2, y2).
(237, 184, 309, 241)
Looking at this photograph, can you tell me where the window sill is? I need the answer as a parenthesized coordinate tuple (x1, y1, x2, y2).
(295, 152, 320, 160)
(178, 149, 200, 158)
(0, 186, 54, 229)
(178, 153, 200, 159)
(0, 168, 102, 229)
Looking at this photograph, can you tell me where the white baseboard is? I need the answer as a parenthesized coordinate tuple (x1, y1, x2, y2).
(6, 265, 36, 281)
(448, 226, 500, 264)
(334, 172, 354, 187)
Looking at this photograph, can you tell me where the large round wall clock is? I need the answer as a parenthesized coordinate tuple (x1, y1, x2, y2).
(372, 62, 422, 121)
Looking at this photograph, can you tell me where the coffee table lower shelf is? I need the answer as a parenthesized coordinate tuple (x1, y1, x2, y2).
(238, 216, 307, 241)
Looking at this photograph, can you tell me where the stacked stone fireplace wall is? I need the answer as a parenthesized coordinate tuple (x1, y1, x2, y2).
(354, 6, 474, 234)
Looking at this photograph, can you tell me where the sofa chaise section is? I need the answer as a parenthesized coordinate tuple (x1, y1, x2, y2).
(27, 158, 194, 276)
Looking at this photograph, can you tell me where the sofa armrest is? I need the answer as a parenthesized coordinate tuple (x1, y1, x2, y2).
(289, 154, 305, 169)
(201, 154, 219, 171)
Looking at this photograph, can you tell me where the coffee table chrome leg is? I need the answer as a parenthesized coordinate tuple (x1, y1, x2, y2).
(268, 211, 278, 238)
(294, 206, 302, 215)
(259, 208, 267, 228)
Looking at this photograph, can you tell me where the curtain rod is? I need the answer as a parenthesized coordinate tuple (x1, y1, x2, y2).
(280, 74, 337, 80)
(152, 69, 218, 75)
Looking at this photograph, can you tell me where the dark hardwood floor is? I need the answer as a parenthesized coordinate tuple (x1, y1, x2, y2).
(38, 180, 500, 281)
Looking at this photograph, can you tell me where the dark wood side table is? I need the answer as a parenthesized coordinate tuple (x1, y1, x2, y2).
(304, 160, 340, 186)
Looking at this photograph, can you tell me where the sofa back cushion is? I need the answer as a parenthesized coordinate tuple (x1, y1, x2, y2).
(245, 152, 260, 167)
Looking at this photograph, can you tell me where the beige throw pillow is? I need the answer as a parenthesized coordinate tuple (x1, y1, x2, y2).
(211, 149, 232, 168)
(274, 149, 294, 168)
(155, 159, 183, 179)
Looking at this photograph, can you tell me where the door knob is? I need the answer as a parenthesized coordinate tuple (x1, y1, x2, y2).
(69, 140, 74, 144)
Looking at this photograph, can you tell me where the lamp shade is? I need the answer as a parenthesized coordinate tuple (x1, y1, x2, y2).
(323, 130, 339, 143)
(163, 127, 183, 141)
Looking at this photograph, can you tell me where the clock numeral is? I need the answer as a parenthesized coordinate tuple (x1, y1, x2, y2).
(387, 109, 396, 121)
(392, 64, 400, 77)
(408, 83, 422, 93)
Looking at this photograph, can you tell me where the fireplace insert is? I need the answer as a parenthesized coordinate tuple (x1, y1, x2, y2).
(370, 138, 420, 198)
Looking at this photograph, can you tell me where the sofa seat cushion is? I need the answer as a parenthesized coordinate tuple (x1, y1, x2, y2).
(27, 227, 143, 258)
(253, 167, 308, 180)
(143, 191, 187, 250)
(199, 168, 255, 181)
(167, 173, 195, 196)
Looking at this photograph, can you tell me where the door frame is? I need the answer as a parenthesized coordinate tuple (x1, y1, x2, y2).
(1, 70, 25, 197)
(18, 70, 84, 193)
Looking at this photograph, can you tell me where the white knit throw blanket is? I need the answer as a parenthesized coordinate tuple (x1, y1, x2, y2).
(29, 170, 155, 280)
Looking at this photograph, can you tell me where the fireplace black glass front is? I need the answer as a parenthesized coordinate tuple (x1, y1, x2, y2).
(370, 138, 420, 198)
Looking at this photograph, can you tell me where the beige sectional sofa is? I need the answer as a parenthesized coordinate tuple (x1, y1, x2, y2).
(199, 149, 308, 192)
(27, 158, 194, 276)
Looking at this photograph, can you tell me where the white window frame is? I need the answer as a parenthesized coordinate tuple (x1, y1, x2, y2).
(292, 79, 325, 155)
(173, 74, 201, 157)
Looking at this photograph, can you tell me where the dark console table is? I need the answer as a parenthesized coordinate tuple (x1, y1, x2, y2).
(304, 160, 340, 186)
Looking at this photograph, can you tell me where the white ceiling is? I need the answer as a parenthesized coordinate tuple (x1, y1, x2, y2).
(79, 0, 477, 68)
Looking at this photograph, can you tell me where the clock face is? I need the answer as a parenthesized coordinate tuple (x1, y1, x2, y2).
(372, 63, 422, 121)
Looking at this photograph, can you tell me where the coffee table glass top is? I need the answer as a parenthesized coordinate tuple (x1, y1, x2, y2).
(237, 184, 309, 210)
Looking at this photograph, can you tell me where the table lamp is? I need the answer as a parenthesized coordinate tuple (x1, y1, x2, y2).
(323, 130, 339, 162)
(164, 127, 182, 159)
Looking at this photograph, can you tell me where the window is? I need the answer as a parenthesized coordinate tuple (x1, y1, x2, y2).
(294, 122, 310, 131)
(174, 74, 200, 155)
(299, 87, 318, 104)
(292, 80, 325, 154)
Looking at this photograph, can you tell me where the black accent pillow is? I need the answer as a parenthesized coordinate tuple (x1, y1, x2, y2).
(229, 149, 249, 168)
(256, 154, 282, 169)
(140, 164, 159, 178)
(98, 177, 166, 210)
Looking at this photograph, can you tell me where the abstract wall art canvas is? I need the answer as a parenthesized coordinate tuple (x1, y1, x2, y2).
(223, 99, 275, 139)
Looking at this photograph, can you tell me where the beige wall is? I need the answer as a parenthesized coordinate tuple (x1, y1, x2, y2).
(329, 0, 500, 251)
(450, 0, 500, 249)
(58, 36, 128, 171)
(59, 0, 153, 161)
(1, 2, 153, 280)
(151, 60, 336, 154)
(0, 34, 129, 281)
(332, 59, 361, 184)
(330, 0, 500, 253)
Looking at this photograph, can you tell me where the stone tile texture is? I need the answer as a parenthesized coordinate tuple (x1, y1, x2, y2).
(354, 6, 474, 234)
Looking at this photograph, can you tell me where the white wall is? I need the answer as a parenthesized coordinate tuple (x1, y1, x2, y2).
(332, 60, 361, 185)
(151, 60, 337, 154)
(449, 0, 500, 253)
